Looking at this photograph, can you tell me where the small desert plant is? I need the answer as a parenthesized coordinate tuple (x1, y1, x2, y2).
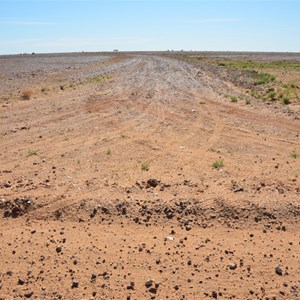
(208, 147, 218, 153)
(250, 90, 260, 99)
(255, 72, 276, 85)
(282, 96, 290, 105)
(77, 159, 80, 164)
(290, 151, 299, 159)
(27, 149, 38, 157)
(21, 90, 33, 100)
(41, 86, 49, 93)
(212, 159, 224, 169)
(141, 162, 150, 171)
(266, 91, 277, 101)
(245, 99, 251, 105)
(87, 75, 112, 84)
(230, 96, 238, 103)
(106, 148, 112, 155)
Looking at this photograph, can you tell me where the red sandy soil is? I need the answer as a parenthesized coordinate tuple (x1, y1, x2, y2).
(0, 53, 299, 300)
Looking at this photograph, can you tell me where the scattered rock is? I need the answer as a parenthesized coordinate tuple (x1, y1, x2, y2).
(149, 287, 158, 294)
(127, 282, 135, 290)
(275, 265, 283, 276)
(145, 279, 154, 288)
(146, 179, 159, 188)
(11, 206, 23, 218)
(56, 246, 62, 253)
(228, 263, 237, 270)
(71, 280, 79, 288)
(24, 292, 33, 298)
(185, 224, 192, 231)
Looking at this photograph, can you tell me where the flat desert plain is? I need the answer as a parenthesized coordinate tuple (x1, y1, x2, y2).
(0, 52, 300, 300)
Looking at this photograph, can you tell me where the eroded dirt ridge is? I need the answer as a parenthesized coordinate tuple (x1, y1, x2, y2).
(0, 53, 300, 299)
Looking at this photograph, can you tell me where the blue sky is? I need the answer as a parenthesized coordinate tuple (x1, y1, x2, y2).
(0, 0, 299, 54)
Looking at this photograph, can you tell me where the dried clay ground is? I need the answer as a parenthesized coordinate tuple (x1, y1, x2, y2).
(0, 52, 300, 300)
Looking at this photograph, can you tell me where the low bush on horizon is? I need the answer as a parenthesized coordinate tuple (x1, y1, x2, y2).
(212, 59, 300, 72)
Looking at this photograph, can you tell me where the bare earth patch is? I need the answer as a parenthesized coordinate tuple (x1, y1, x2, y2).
(0, 52, 299, 300)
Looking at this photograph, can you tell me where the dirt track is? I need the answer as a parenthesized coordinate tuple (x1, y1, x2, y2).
(0, 53, 300, 299)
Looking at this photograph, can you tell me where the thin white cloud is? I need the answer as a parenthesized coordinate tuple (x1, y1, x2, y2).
(0, 20, 57, 25)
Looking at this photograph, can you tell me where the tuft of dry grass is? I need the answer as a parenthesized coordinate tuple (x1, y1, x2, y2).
(141, 162, 150, 171)
(21, 90, 33, 100)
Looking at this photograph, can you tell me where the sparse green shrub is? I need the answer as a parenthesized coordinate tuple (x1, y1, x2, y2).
(266, 91, 277, 101)
(210, 59, 300, 72)
(230, 96, 238, 103)
(106, 148, 112, 155)
(41, 86, 49, 93)
(141, 162, 150, 171)
(290, 151, 299, 159)
(282, 96, 290, 105)
(87, 75, 112, 84)
(255, 72, 276, 85)
(212, 160, 224, 169)
(27, 149, 38, 157)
